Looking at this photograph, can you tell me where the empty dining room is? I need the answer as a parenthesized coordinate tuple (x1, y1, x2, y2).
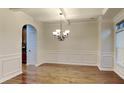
(0, 8, 124, 84)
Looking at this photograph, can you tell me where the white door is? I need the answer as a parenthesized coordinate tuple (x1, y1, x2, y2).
(26, 25, 37, 65)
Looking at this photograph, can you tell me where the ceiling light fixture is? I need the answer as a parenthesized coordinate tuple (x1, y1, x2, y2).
(52, 13, 70, 41)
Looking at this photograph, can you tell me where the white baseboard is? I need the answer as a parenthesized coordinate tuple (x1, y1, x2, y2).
(114, 69, 124, 80)
(0, 70, 22, 83)
(54, 62, 97, 66)
(98, 66, 113, 71)
(38, 61, 97, 67)
(35, 62, 44, 67)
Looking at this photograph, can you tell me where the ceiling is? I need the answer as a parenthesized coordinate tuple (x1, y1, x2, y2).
(11, 8, 105, 22)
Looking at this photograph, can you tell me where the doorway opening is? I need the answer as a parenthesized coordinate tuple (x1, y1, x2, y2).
(22, 24, 37, 66)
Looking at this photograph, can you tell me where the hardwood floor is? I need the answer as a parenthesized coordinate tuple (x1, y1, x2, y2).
(3, 63, 124, 84)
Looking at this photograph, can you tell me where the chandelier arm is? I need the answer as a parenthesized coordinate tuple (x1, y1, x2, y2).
(60, 13, 62, 36)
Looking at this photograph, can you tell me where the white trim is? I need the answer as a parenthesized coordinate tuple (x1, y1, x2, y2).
(113, 10, 124, 79)
(97, 51, 114, 71)
(0, 53, 20, 57)
(35, 60, 97, 67)
(98, 66, 113, 71)
(43, 62, 97, 66)
(114, 68, 124, 80)
(35, 62, 44, 67)
(113, 9, 124, 23)
(0, 70, 22, 83)
(0, 53, 22, 83)
(102, 8, 108, 15)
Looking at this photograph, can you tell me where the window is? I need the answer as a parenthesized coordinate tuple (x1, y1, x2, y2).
(116, 20, 124, 31)
(116, 20, 124, 66)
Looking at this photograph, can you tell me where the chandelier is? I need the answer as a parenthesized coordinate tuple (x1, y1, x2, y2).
(52, 13, 70, 41)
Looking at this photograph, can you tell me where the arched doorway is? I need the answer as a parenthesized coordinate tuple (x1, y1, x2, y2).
(22, 24, 37, 66)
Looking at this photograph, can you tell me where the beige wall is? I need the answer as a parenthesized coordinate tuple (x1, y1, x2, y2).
(41, 21, 98, 65)
(44, 21, 98, 50)
(0, 9, 44, 82)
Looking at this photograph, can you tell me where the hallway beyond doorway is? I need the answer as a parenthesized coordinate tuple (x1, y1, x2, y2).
(22, 24, 37, 65)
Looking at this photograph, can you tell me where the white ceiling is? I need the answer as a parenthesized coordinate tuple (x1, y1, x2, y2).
(11, 8, 104, 22)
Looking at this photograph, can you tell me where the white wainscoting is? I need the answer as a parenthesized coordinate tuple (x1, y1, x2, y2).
(98, 51, 113, 71)
(114, 63, 124, 79)
(0, 54, 22, 83)
(0, 60, 2, 79)
(39, 50, 98, 66)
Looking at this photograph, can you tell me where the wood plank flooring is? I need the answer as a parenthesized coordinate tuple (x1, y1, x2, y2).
(3, 63, 124, 84)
